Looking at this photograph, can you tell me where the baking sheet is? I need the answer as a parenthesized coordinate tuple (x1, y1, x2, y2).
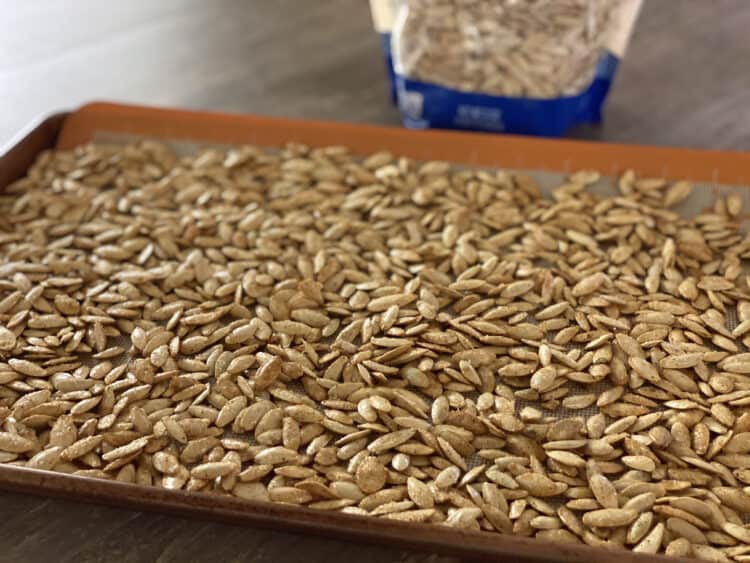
(3, 101, 750, 563)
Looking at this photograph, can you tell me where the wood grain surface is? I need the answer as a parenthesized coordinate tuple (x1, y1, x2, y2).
(1, 1, 749, 562)
(2, 0, 750, 150)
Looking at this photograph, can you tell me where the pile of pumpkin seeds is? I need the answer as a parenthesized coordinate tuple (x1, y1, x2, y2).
(1, 140, 750, 560)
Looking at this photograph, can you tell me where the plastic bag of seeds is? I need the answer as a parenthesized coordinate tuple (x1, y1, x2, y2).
(387, 0, 642, 136)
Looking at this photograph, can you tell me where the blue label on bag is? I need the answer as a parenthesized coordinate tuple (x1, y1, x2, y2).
(378, 32, 397, 105)
(394, 53, 620, 137)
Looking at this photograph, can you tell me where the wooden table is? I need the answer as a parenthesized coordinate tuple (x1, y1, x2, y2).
(3, 1, 750, 150)
(1, 2, 749, 562)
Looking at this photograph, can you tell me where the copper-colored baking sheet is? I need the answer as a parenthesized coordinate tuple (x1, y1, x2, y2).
(2, 101, 749, 563)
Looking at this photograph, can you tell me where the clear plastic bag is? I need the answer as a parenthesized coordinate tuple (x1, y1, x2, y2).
(369, 0, 402, 103)
(395, 0, 616, 98)
(384, 0, 641, 136)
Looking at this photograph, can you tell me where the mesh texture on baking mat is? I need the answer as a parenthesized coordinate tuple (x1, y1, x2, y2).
(87, 131, 750, 502)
